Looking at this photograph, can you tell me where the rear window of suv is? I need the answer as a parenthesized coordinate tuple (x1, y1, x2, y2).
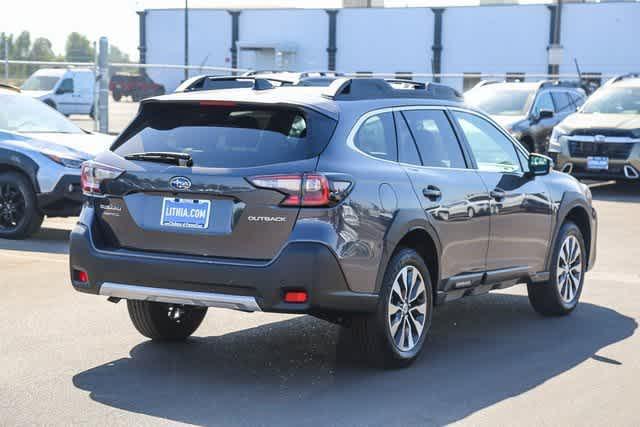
(113, 102, 337, 168)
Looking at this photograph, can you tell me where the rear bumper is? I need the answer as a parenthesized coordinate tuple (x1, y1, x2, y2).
(69, 215, 377, 315)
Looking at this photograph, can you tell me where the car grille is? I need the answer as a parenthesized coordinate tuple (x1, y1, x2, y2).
(568, 141, 634, 159)
(570, 129, 634, 138)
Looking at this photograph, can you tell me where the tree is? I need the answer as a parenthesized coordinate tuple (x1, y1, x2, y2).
(65, 32, 94, 62)
(13, 31, 31, 60)
(109, 45, 130, 64)
(29, 38, 55, 62)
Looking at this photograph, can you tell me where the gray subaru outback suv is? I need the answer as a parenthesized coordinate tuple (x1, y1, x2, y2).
(70, 78, 597, 368)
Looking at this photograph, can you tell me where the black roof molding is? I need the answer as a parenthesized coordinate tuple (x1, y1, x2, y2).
(175, 75, 292, 92)
(605, 73, 640, 86)
(322, 78, 462, 101)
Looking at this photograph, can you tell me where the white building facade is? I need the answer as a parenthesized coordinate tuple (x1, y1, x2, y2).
(138, 2, 640, 91)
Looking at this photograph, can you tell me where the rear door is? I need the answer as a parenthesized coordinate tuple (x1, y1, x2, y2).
(450, 110, 553, 275)
(53, 76, 75, 115)
(96, 101, 336, 261)
(73, 71, 94, 114)
(396, 108, 491, 282)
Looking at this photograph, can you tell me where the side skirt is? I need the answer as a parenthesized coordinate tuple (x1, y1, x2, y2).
(435, 267, 550, 305)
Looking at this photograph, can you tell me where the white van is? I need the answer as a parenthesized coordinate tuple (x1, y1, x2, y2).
(21, 68, 95, 117)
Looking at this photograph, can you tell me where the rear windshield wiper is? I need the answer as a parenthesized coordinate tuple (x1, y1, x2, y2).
(124, 152, 193, 167)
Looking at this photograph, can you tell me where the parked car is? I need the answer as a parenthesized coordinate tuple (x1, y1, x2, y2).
(0, 84, 112, 239)
(21, 68, 95, 117)
(465, 80, 586, 154)
(550, 74, 640, 180)
(69, 78, 596, 368)
(175, 71, 342, 93)
(109, 73, 165, 102)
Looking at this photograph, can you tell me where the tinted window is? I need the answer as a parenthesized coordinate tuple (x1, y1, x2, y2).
(354, 112, 397, 161)
(453, 111, 521, 173)
(569, 92, 586, 108)
(402, 110, 466, 169)
(58, 78, 74, 93)
(551, 91, 573, 113)
(532, 92, 554, 116)
(113, 103, 337, 168)
(394, 112, 421, 166)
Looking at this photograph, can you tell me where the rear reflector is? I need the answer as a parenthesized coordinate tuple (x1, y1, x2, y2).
(73, 269, 89, 283)
(283, 290, 308, 303)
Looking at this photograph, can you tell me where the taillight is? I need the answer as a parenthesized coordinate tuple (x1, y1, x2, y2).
(81, 161, 124, 196)
(248, 173, 351, 207)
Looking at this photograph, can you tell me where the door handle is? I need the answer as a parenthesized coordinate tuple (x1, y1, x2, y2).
(423, 186, 442, 201)
(490, 188, 506, 200)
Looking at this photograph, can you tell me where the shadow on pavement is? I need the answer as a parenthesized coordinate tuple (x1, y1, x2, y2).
(0, 227, 69, 254)
(73, 294, 636, 426)
(590, 181, 640, 204)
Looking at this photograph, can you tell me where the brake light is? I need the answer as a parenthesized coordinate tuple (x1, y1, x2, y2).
(81, 161, 124, 196)
(248, 173, 351, 207)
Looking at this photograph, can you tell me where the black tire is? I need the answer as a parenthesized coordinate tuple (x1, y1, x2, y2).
(349, 248, 433, 369)
(112, 90, 122, 102)
(0, 171, 44, 239)
(127, 300, 207, 341)
(527, 221, 586, 316)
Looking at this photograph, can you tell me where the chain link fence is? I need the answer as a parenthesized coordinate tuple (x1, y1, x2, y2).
(1, 40, 615, 135)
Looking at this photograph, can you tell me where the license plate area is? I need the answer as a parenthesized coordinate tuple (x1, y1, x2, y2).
(161, 197, 211, 229)
(587, 156, 609, 170)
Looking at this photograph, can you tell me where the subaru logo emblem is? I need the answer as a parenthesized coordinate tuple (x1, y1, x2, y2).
(595, 135, 606, 143)
(169, 176, 192, 191)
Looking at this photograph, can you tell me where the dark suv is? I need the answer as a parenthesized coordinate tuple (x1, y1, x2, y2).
(551, 74, 640, 180)
(70, 78, 597, 368)
(465, 80, 586, 154)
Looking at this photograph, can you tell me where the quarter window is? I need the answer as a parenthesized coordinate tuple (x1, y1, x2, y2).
(354, 112, 397, 161)
(402, 110, 466, 169)
(452, 111, 522, 174)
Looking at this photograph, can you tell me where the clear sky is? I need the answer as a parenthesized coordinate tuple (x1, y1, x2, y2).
(3, 0, 545, 61)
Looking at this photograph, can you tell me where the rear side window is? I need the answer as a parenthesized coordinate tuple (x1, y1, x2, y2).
(402, 110, 466, 169)
(395, 111, 421, 166)
(354, 112, 397, 161)
(113, 103, 337, 168)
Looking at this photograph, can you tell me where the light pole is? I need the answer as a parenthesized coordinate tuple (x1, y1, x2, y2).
(184, 0, 189, 81)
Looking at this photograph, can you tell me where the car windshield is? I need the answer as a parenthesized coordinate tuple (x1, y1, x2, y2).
(0, 94, 83, 134)
(581, 87, 640, 114)
(465, 87, 534, 116)
(21, 75, 60, 91)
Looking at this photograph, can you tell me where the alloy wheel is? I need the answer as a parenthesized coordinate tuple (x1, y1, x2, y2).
(557, 235, 582, 303)
(0, 183, 26, 230)
(388, 265, 428, 352)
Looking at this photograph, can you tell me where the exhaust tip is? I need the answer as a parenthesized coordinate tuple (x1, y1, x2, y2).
(624, 165, 639, 179)
(562, 163, 574, 174)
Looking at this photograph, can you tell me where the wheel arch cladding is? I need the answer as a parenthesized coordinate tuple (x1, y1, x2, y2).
(378, 211, 441, 300)
(549, 192, 593, 271)
(0, 149, 40, 193)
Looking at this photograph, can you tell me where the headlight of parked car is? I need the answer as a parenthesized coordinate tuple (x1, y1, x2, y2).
(42, 152, 86, 169)
(549, 127, 568, 153)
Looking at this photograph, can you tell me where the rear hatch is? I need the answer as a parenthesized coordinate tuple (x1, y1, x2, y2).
(91, 100, 337, 260)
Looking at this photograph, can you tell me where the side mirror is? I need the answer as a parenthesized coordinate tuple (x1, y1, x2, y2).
(529, 153, 552, 176)
(56, 86, 70, 95)
(538, 109, 554, 120)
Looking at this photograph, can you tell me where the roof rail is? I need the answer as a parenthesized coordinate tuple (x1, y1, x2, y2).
(604, 73, 640, 86)
(0, 83, 21, 93)
(322, 78, 462, 101)
(174, 75, 292, 93)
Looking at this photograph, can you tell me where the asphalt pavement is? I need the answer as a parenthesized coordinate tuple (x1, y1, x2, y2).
(0, 182, 639, 426)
